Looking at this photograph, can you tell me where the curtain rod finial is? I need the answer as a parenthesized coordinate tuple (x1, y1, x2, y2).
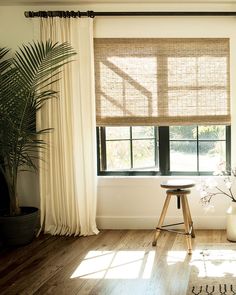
(24, 11, 30, 18)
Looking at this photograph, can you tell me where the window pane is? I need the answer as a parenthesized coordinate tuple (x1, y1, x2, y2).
(198, 125, 226, 140)
(170, 141, 197, 171)
(106, 141, 130, 170)
(106, 127, 130, 140)
(170, 126, 197, 140)
(199, 141, 226, 171)
(133, 139, 156, 169)
(132, 126, 155, 139)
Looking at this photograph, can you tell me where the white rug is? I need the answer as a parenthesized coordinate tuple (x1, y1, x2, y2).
(187, 243, 236, 295)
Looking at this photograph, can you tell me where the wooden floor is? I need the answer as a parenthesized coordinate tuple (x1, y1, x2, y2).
(0, 230, 228, 295)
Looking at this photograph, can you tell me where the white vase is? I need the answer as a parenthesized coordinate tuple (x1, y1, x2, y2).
(226, 202, 236, 242)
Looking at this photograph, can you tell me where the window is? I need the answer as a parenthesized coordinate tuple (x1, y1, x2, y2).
(98, 126, 159, 173)
(94, 38, 231, 175)
(97, 125, 230, 176)
(169, 125, 230, 173)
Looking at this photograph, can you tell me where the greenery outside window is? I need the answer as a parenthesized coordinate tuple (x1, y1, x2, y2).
(97, 125, 231, 176)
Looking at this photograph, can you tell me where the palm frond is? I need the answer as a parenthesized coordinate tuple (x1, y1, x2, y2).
(0, 41, 76, 214)
(14, 41, 76, 91)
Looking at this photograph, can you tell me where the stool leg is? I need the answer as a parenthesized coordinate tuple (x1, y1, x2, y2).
(181, 195, 192, 255)
(177, 195, 181, 209)
(152, 194, 171, 246)
(185, 197, 195, 238)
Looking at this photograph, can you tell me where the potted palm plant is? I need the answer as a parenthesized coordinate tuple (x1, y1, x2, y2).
(0, 41, 76, 246)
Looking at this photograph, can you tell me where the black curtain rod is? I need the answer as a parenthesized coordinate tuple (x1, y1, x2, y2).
(24, 10, 236, 18)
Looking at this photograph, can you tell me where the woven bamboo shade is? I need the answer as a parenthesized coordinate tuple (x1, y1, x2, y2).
(94, 38, 230, 126)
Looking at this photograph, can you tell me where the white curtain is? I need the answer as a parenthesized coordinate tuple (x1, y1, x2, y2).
(38, 17, 98, 236)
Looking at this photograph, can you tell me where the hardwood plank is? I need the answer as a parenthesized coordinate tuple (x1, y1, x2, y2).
(0, 234, 53, 273)
(34, 230, 130, 295)
(1, 233, 103, 295)
(80, 230, 156, 295)
(0, 235, 74, 294)
(0, 230, 230, 295)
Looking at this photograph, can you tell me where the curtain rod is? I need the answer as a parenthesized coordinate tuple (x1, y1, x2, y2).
(24, 10, 236, 18)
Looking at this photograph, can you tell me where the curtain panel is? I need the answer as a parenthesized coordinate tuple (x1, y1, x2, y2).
(38, 17, 98, 236)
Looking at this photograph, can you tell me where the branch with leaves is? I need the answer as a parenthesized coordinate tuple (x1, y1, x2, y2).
(200, 167, 236, 206)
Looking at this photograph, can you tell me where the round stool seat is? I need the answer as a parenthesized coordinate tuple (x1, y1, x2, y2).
(161, 180, 195, 189)
(166, 189, 191, 195)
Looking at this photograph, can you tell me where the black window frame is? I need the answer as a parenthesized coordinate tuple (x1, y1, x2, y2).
(97, 125, 231, 176)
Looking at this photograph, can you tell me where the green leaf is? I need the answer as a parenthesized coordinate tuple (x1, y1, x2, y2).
(0, 41, 76, 215)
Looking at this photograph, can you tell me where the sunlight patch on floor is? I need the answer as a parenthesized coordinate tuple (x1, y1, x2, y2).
(190, 249, 236, 278)
(70, 250, 156, 279)
(166, 250, 187, 265)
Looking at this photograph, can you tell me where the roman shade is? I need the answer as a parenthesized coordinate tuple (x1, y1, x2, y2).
(94, 38, 230, 126)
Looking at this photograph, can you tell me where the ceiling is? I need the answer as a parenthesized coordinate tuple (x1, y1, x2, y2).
(2, 0, 236, 4)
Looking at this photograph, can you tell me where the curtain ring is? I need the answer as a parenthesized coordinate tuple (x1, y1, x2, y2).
(71, 11, 77, 18)
(87, 10, 95, 18)
(72, 11, 77, 18)
(39, 11, 46, 18)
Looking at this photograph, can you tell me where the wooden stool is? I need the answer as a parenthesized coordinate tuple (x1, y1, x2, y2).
(152, 180, 195, 255)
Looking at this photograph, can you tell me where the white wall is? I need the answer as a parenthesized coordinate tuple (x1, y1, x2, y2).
(0, 3, 236, 229)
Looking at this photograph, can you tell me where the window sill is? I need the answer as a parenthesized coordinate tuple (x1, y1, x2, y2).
(97, 174, 226, 187)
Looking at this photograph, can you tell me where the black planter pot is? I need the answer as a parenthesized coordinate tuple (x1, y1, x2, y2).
(0, 171, 10, 214)
(0, 207, 39, 246)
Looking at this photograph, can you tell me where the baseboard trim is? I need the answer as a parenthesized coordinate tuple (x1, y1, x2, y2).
(96, 216, 226, 230)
